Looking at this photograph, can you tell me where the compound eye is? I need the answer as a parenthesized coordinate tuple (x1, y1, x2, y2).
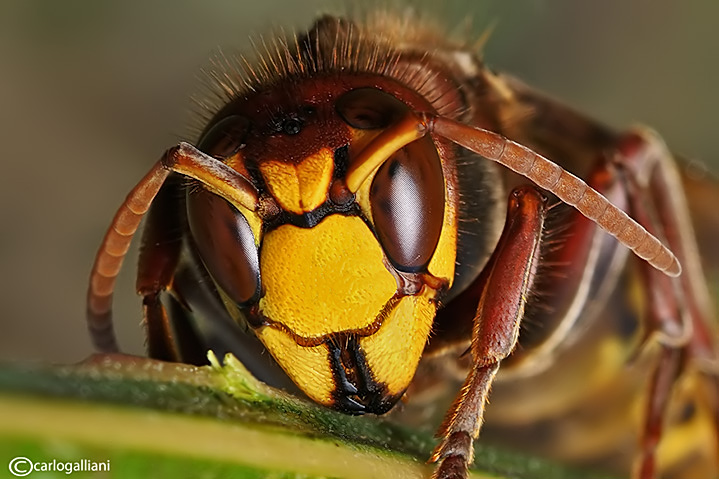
(186, 187, 260, 305)
(197, 115, 250, 159)
(336, 88, 408, 130)
(370, 136, 445, 272)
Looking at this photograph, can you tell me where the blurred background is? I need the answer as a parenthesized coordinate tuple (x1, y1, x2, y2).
(0, 0, 717, 364)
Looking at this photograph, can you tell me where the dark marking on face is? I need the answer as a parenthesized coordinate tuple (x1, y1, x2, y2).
(327, 335, 400, 415)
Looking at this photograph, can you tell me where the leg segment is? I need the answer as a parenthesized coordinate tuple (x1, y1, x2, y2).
(614, 130, 719, 479)
(135, 177, 183, 362)
(431, 186, 548, 479)
(135, 176, 219, 366)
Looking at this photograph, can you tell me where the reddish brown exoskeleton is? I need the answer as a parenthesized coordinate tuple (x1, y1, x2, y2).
(86, 11, 718, 479)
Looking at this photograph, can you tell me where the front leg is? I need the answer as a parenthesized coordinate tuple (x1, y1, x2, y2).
(431, 186, 548, 479)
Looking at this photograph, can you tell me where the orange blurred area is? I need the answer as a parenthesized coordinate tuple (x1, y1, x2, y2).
(0, 0, 717, 364)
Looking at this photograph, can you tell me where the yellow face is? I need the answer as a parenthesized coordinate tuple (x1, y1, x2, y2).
(189, 83, 458, 414)
(253, 138, 456, 413)
(258, 214, 438, 409)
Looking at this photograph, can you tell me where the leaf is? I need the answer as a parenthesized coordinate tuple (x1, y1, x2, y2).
(0, 353, 615, 479)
